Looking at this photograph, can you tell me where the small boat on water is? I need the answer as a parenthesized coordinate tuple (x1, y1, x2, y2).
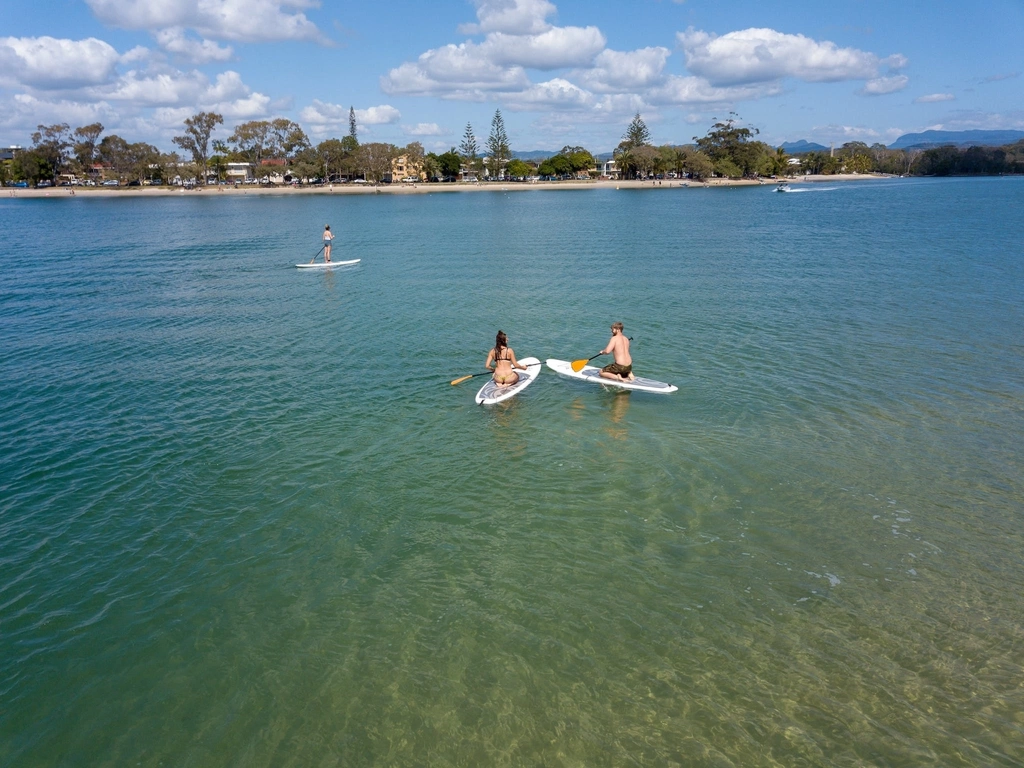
(775, 183, 790, 193)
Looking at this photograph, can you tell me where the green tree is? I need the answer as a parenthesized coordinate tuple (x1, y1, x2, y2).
(349, 107, 358, 143)
(97, 134, 131, 180)
(401, 141, 425, 180)
(208, 151, 228, 183)
(769, 147, 791, 176)
(800, 151, 841, 175)
(316, 138, 346, 181)
(558, 145, 596, 176)
(31, 123, 73, 182)
(613, 113, 653, 178)
(538, 154, 572, 177)
(338, 135, 360, 178)
(11, 149, 48, 185)
(423, 153, 441, 181)
(713, 156, 742, 178)
(155, 151, 180, 185)
(683, 149, 714, 180)
(269, 118, 309, 159)
(694, 113, 767, 176)
(172, 111, 223, 185)
(128, 142, 160, 184)
(838, 142, 873, 174)
(437, 148, 463, 180)
(357, 142, 397, 183)
(506, 158, 532, 179)
(290, 145, 321, 182)
(622, 113, 652, 149)
(632, 145, 661, 177)
(73, 122, 104, 176)
(459, 123, 479, 176)
(228, 120, 273, 165)
(486, 109, 511, 179)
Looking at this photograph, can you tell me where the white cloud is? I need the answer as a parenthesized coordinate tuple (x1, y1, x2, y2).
(859, 75, 909, 95)
(459, 0, 556, 35)
(120, 45, 151, 64)
(649, 75, 780, 105)
(299, 100, 400, 133)
(914, 93, 954, 104)
(928, 110, 1024, 131)
(155, 28, 233, 63)
(357, 105, 401, 125)
(678, 27, 900, 86)
(1, 93, 115, 134)
(483, 26, 605, 69)
(0, 36, 120, 89)
(84, 67, 260, 112)
(383, 5, 604, 98)
(85, 0, 328, 44)
(205, 70, 251, 102)
(499, 78, 593, 111)
(403, 123, 446, 136)
(575, 47, 670, 92)
(96, 69, 208, 105)
(382, 43, 530, 96)
(811, 123, 904, 145)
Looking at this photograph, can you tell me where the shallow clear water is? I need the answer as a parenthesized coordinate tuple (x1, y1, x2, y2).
(2, 179, 1023, 766)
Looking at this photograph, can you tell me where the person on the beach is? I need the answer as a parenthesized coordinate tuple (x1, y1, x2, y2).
(322, 224, 334, 262)
(598, 322, 635, 382)
(486, 330, 528, 388)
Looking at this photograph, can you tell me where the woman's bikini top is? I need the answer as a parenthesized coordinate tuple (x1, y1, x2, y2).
(493, 347, 511, 364)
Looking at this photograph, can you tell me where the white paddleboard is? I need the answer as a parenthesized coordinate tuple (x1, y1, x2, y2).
(295, 258, 361, 269)
(545, 359, 677, 394)
(475, 357, 541, 405)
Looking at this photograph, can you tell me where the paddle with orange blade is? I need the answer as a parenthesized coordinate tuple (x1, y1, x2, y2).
(571, 337, 632, 372)
(450, 371, 492, 386)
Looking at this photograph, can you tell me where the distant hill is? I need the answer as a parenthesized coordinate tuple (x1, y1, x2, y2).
(779, 140, 829, 154)
(889, 130, 1024, 149)
(512, 150, 557, 161)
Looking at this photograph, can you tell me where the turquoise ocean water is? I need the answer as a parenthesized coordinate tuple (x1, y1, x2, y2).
(1, 179, 1022, 766)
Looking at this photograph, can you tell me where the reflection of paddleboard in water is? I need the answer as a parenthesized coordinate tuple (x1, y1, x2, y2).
(295, 259, 361, 269)
(475, 357, 541, 405)
(545, 359, 677, 394)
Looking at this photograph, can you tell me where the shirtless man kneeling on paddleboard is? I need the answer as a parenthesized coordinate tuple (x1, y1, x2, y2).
(598, 322, 635, 382)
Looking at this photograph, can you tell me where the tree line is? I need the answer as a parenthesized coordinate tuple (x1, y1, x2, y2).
(0, 107, 427, 187)
(4, 108, 1021, 188)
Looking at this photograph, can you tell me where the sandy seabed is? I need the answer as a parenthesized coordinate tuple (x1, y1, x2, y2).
(8, 174, 890, 199)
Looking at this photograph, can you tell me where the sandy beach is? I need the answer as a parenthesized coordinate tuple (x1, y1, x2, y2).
(7, 174, 890, 199)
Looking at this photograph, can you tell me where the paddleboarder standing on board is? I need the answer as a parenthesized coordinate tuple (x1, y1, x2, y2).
(485, 330, 528, 388)
(323, 224, 334, 262)
(598, 322, 635, 382)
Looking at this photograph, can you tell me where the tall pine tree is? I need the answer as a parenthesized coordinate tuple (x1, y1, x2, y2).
(486, 109, 510, 179)
(621, 112, 651, 150)
(349, 107, 358, 143)
(459, 123, 478, 161)
(458, 123, 479, 178)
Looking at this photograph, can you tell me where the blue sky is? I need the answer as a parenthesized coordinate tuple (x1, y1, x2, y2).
(2, 0, 1022, 154)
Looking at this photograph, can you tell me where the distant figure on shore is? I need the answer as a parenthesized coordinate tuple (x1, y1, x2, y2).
(323, 224, 334, 262)
(598, 322, 635, 382)
(486, 330, 527, 388)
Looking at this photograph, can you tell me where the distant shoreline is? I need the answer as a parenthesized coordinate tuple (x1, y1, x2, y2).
(7, 174, 893, 199)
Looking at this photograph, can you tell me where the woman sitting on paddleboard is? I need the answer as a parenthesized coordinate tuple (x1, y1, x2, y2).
(485, 330, 528, 387)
